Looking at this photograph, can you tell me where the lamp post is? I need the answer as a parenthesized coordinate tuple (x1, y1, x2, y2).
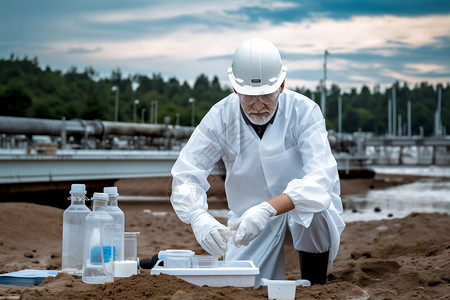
(150, 101, 158, 124)
(141, 108, 146, 124)
(133, 99, 140, 123)
(189, 98, 195, 127)
(112, 85, 119, 122)
(321, 50, 328, 118)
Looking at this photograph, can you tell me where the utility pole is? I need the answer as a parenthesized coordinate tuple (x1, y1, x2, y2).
(338, 94, 342, 139)
(388, 98, 392, 136)
(133, 99, 139, 123)
(141, 108, 146, 124)
(392, 86, 396, 137)
(189, 98, 196, 127)
(112, 85, 119, 122)
(407, 100, 411, 137)
(320, 50, 328, 118)
(435, 85, 442, 136)
(150, 101, 158, 124)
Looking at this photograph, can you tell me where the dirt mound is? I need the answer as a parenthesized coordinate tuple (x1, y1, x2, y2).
(18, 272, 367, 300)
(0, 200, 449, 299)
(0, 203, 63, 273)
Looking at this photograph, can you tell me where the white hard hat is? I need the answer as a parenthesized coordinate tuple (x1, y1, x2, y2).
(228, 37, 287, 96)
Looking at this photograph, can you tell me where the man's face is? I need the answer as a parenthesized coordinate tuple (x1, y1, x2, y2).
(238, 89, 280, 125)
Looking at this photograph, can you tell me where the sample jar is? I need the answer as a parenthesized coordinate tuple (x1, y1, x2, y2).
(124, 232, 140, 261)
(114, 232, 140, 278)
(159, 250, 195, 268)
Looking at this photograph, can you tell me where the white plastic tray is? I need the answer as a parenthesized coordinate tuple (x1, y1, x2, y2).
(150, 260, 259, 287)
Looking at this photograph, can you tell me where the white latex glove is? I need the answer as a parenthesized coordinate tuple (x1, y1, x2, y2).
(190, 210, 231, 257)
(231, 202, 277, 247)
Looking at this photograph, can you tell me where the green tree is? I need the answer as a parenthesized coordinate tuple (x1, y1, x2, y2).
(0, 55, 448, 136)
(0, 84, 32, 117)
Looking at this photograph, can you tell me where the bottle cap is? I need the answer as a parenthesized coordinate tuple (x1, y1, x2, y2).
(70, 184, 86, 195)
(103, 187, 119, 195)
(92, 192, 109, 201)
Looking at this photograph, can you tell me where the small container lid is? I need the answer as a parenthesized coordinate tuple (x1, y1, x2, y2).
(124, 232, 140, 237)
(159, 250, 195, 258)
(70, 184, 86, 195)
(103, 187, 119, 195)
(91, 192, 109, 201)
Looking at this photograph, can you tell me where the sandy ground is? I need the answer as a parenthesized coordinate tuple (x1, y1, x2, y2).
(0, 174, 449, 299)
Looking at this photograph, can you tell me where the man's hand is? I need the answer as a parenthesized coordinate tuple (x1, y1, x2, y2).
(190, 210, 231, 257)
(231, 202, 277, 247)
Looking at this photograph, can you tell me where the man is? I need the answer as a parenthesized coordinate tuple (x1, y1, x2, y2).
(170, 37, 345, 286)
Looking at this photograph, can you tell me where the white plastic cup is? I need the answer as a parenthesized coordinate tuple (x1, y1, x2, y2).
(260, 278, 311, 300)
(192, 255, 219, 268)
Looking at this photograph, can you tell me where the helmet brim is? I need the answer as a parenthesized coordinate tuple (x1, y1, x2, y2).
(228, 66, 287, 96)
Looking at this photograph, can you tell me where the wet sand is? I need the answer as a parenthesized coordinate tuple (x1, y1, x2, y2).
(0, 174, 449, 299)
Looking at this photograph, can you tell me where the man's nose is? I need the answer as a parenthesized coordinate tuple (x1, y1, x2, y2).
(252, 98, 265, 110)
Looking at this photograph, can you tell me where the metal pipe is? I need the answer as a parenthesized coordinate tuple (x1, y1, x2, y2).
(0, 116, 194, 140)
(169, 126, 195, 139)
(0, 116, 88, 136)
(102, 121, 165, 137)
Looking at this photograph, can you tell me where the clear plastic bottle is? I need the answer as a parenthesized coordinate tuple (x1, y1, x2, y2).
(62, 184, 91, 274)
(104, 187, 125, 262)
(82, 193, 115, 284)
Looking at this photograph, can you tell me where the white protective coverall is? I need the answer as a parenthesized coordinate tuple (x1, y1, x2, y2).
(171, 88, 345, 285)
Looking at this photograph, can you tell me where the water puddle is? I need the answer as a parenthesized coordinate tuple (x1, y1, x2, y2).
(210, 178, 450, 223)
(342, 178, 450, 222)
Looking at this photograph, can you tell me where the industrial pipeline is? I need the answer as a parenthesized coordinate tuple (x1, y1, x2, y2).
(0, 116, 195, 150)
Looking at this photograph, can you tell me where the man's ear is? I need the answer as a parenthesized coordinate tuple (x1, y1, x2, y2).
(280, 80, 285, 93)
(233, 88, 237, 94)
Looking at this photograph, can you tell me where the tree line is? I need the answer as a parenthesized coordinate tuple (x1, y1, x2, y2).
(1, 55, 448, 136)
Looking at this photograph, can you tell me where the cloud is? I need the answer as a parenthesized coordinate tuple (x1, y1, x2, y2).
(1, 1, 449, 92)
(83, 0, 295, 24)
(63, 14, 450, 58)
(68, 46, 102, 54)
(275, 15, 450, 55)
(383, 68, 449, 86)
(405, 63, 448, 74)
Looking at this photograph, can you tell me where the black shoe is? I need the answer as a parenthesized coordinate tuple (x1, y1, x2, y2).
(298, 250, 329, 285)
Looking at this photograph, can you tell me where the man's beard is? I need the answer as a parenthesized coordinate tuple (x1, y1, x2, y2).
(243, 108, 276, 125)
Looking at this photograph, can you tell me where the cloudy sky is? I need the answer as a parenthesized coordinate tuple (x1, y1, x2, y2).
(1, 0, 449, 92)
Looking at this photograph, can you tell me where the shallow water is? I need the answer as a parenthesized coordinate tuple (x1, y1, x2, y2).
(122, 166, 450, 223)
(209, 177, 450, 223)
(372, 165, 450, 177)
(341, 178, 450, 222)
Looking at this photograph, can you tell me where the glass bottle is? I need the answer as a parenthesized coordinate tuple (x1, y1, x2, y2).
(104, 187, 125, 262)
(82, 193, 114, 284)
(62, 184, 90, 274)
